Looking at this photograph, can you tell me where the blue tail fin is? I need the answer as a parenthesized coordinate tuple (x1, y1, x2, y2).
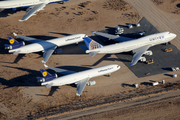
(38, 69, 57, 83)
(83, 37, 103, 50)
(40, 69, 52, 77)
(7, 36, 19, 45)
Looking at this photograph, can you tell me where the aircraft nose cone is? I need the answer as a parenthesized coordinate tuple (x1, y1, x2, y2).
(172, 33, 177, 38)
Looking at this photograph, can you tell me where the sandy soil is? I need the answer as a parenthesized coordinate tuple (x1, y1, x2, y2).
(0, 0, 180, 119)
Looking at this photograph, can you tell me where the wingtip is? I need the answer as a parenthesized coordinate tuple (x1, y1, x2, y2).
(42, 60, 46, 64)
(13, 33, 17, 36)
(76, 93, 80, 96)
(91, 31, 95, 33)
(19, 19, 25, 22)
(44, 64, 48, 68)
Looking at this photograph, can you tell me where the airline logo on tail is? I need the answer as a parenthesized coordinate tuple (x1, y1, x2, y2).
(9, 39, 15, 44)
(42, 71, 48, 77)
(83, 37, 103, 50)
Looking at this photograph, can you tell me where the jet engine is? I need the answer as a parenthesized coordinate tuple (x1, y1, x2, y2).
(54, 49, 62, 54)
(144, 50, 153, 56)
(87, 80, 96, 86)
(37, 73, 57, 83)
(5, 41, 25, 50)
(139, 57, 146, 62)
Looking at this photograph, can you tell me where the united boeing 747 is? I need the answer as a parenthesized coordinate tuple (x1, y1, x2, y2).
(82, 31, 176, 66)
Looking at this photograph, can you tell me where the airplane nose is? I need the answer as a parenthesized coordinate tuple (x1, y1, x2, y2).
(172, 33, 177, 38)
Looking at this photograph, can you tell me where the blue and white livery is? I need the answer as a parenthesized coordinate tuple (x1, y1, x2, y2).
(0, 0, 68, 21)
(5, 33, 87, 63)
(83, 31, 176, 66)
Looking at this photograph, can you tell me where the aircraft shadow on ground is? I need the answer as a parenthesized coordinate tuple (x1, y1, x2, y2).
(0, 8, 26, 18)
(1, 65, 93, 96)
(82, 54, 120, 67)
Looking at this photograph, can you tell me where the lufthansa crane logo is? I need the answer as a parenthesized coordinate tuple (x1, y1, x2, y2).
(42, 71, 47, 77)
(10, 39, 15, 44)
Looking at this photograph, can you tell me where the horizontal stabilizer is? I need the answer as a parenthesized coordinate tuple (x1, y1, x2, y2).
(89, 52, 98, 57)
(13, 33, 43, 43)
(44, 64, 75, 75)
(78, 45, 88, 51)
(46, 83, 53, 88)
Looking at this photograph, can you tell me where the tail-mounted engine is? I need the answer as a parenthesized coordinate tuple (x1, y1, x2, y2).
(37, 73, 57, 83)
(5, 41, 25, 50)
(5, 36, 25, 50)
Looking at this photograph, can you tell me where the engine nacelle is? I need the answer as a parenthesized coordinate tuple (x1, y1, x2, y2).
(54, 49, 62, 54)
(5, 41, 25, 50)
(139, 57, 146, 62)
(87, 80, 96, 86)
(37, 73, 57, 82)
(144, 50, 153, 56)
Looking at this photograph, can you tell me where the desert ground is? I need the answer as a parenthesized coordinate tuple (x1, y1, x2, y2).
(0, 0, 180, 120)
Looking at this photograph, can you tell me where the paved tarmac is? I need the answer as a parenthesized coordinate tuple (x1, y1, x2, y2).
(95, 18, 180, 77)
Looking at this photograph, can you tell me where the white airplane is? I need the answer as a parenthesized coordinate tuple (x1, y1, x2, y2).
(5, 33, 86, 63)
(0, 0, 68, 21)
(37, 64, 120, 96)
(82, 31, 176, 66)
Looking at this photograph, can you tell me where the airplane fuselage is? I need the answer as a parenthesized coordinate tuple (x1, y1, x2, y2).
(87, 32, 176, 54)
(41, 64, 120, 86)
(0, 0, 66, 9)
(9, 34, 86, 54)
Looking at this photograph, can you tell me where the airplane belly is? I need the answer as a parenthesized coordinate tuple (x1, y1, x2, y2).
(19, 44, 44, 53)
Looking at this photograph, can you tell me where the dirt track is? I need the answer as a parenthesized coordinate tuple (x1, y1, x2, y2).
(41, 89, 180, 120)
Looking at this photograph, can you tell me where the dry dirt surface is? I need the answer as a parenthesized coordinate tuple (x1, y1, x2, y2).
(0, 0, 180, 119)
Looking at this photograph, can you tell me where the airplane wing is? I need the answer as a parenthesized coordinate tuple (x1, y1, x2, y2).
(130, 45, 150, 66)
(89, 52, 99, 57)
(13, 33, 43, 43)
(44, 64, 76, 75)
(42, 46, 57, 63)
(76, 78, 90, 96)
(91, 31, 133, 42)
(19, 3, 46, 21)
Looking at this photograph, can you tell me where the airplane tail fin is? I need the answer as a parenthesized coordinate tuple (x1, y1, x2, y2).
(7, 36, 19, 45)
(37, 69, 57, 83)
(5, 36, 25, 50)
(83, 37, 103, 50)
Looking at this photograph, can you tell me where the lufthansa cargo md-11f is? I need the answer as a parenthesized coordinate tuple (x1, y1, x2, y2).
(37, 64, 120, 96)
(5, 33, 86, 63)
(82, 31, 176, 66)
(0, 0, 68, 21)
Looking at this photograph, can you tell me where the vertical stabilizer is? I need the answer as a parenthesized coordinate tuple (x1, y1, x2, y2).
(83, 37, 103, 50)
(7, 36, 19, 45)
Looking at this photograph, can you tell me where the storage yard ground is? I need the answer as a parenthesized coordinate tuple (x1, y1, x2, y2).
(0, 0, 180, 119)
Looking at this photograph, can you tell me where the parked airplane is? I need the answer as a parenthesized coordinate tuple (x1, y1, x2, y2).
(0, 0, 68, 21)
(5, 33, 86, 63)
(82, 31, 176, 66)
(37, 64, 120, 96)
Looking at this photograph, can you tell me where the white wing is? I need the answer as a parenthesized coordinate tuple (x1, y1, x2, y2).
(130, 45, 150, 66)
(44, 64, 76, 75)
(42, 46, 57, 63)
(92, 31, 133, 42)
(76, 78, 90, 96)
(13, 33, 43, 43)
(19, 3, 46, 21)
